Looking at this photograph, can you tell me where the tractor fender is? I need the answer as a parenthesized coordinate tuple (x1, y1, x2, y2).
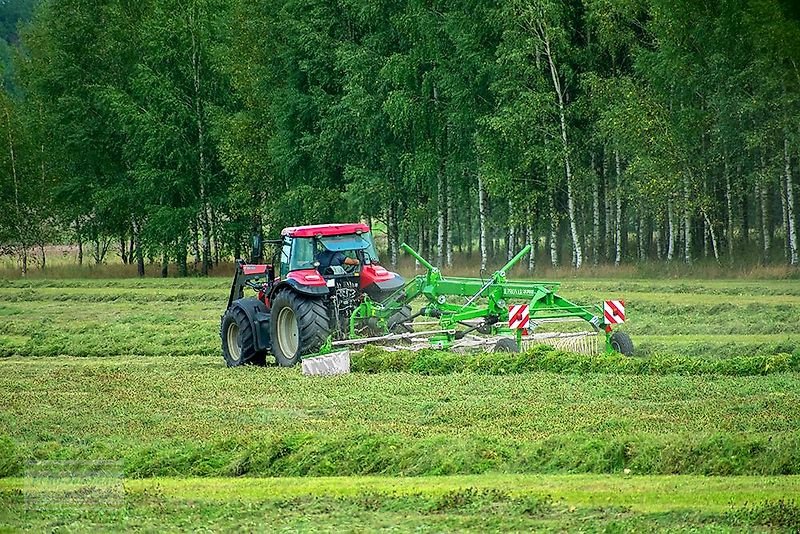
(270, 279, 330, 299)
(230, 297, 271, 352)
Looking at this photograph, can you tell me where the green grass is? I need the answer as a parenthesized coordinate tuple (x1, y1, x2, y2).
(1, 276, 799, 530)
(2, 278, 800, 358)
(1, 356, 799, 478)
(2, 475, 799, 531)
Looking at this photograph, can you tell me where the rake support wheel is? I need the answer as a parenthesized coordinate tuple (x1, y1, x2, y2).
(610, 331, 634, 356)
(270, 290, 330, 367)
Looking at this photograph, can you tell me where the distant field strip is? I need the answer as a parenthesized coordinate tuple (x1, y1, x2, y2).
(1, 278, 799, 358)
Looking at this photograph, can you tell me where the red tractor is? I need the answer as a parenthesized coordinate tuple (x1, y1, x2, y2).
(220, 223, 407, 367)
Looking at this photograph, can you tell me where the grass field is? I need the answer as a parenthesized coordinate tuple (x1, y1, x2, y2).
(1, 276, 799, 531)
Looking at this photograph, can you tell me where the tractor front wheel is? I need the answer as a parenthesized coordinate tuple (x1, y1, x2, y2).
(220, 300, 268, 367)
(610, 331, 634, 356)
(270, 290, 330, 366)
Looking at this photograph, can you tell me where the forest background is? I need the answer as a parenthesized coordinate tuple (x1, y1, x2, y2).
(1, 0, 799, 277)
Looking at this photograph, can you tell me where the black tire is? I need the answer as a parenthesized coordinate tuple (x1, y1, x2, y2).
(610, 331, 634, 356)
(270, 290, 330, 367)
(387, 305, 414, 333)
(220, 299, 268, 367)
(493, 338, 520, 353)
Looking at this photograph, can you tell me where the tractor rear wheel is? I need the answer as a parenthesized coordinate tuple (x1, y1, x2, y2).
(610, 331, 634, 356)
(270, 290, 330, 366)
(220, 300, 268, 367)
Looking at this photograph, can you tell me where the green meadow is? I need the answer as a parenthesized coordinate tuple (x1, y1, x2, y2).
(1, 277, 799, 530)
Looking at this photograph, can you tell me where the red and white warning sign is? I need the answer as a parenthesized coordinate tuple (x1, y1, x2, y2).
(604, 300, 625, 325)
(508, 304, 530, 329)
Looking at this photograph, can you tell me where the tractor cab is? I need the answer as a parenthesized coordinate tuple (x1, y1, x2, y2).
(278, 224, 379, 278)
(274, 223, 403, 302)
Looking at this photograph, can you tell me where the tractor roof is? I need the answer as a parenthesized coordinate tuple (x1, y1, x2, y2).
(281, 223, 370, 238)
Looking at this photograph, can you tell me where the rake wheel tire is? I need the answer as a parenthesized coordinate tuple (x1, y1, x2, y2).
(270, 290, 330, 367)
(221, 299, 268, 367)
(610, 331, 634, 356)
(493, 338, 520, 353)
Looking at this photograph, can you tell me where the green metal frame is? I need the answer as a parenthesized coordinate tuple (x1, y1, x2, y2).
(340, 243, 619, 354)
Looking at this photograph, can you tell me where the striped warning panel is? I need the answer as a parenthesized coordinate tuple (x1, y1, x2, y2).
(508, 304, 530, 329)
(604, 300, 625, 325)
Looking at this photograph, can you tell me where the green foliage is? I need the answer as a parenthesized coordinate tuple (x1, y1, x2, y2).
(2, 0, 798, 274)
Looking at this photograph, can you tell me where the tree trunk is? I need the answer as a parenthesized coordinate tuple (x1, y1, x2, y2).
(785, 137, 798, 265)
(478, 173, 488, 271)
(161, 250, 169, 278)
(654, 211, 663, 260)
(76, 219, 84, 266)
(549, 193, 559, 267)
(759, 161, 770, 264)
(614, 150, 623, 266)
(592, 151, 600, 265)
(540, 21, 581, 268)
(725, 159, 735, 262)
(4, 107, 25, 276)
(604, 150, 612, 261)
(39, 243, 45, 271)
(527, 222, 535, 271)
(192, 217, 201, 267)
(437, 172, 445, 267)
(683, 178, 692, 265)
(507, 199, 515, 261)
(190, 4, 212, 275)
(416, 220, 423, 271)
(667, 199, 675, 261)
(132, 218, 144, 277)
(701, 209, 720, 263)
(446, 198, 453, 267)
(119, 236, 128, 264)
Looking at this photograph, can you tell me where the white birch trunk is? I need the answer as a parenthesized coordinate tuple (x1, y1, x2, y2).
(416, 221, 423, 271)
(667, 199, 675, 261)
(478, 173, 488, 271)
(701, 209, 720, 263)
(683, 179, 692, 265)
(549, 192, 559, 267)
(604, 151, 612, 261)
(592, 152, 600, 266)
(527, 222, 535, 271)
(4, 107, 25, 276)
(614, 150, 623, 266)
(760, 172, 770, 264)
(540, 21, 582, 268)
(725, 159, 734, 261)
(786, 137, 798, 265)
(437, 173, 445, 267)
(507, 199, 515, 261)
(654, 211, 662, 260)
(446, 201, 453, 267)
(190, 6, 212, 275)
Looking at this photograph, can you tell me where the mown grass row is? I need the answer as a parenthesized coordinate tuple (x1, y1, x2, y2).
(352, 345, 800, 376)
(3, 431, 800, 479)
(2, 356, 798, 479)
(2, 476, 798, 531)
